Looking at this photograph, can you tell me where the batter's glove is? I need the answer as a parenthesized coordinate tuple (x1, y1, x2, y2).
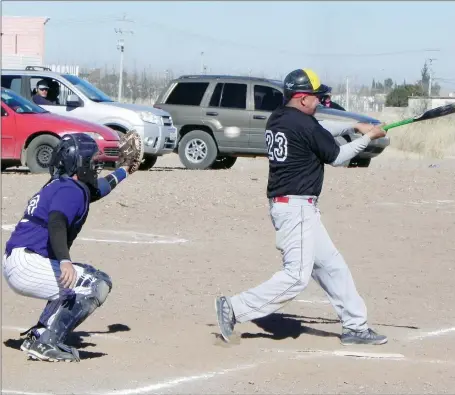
(117, 130, 144, 174)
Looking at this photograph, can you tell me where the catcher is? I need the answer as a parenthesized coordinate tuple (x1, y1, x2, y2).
(2, 131, 143, 362)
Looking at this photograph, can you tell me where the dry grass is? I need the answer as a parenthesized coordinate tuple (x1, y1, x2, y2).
(363, 111, 455, 159)
(387, 115, 455, 159)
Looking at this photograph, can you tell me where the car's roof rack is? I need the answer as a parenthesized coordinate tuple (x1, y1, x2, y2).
(25, 66, 52, 71)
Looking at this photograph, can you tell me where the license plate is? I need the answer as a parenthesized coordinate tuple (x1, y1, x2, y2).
(169, 131, 177, 140)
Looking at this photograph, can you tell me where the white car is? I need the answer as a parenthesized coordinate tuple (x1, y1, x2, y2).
(1, 66, 178, 170)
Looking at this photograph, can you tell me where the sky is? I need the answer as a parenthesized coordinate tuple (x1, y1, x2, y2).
(3, 1, 455, 92)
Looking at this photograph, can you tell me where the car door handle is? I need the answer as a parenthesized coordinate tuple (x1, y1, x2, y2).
(253, 115, 267, 120)
(206, 111, 218, 116)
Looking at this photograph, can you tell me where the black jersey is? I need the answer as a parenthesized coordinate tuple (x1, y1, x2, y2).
(266, 106, 341, 198)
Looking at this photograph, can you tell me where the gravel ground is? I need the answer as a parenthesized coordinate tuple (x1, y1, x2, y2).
(2, 149, 455, 394)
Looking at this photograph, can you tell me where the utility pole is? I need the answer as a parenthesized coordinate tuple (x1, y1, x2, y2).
(115, 13, 134, 102)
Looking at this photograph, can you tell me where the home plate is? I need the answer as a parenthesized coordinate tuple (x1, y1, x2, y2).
(331, 350, 405, 360)
(263, 348, 405, 360)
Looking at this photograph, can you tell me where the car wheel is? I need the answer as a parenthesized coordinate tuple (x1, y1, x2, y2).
(178, 130, 218, 170)
(348, 158, 371, 168)
(26, 135, 60, 174)
(210, 156, 237, 170)
(139, 155, 158, 170)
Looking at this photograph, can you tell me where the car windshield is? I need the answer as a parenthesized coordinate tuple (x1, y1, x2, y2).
(63, 74, 114, 103)
(1, 89, 49, 114)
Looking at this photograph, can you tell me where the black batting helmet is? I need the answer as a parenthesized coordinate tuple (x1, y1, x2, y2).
(283, 68, 331, 101)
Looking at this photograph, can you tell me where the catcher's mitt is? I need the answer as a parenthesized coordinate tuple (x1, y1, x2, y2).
(117, 130, 144, 174)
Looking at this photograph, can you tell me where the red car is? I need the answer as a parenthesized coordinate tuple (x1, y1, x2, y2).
(1, 87, 120, 173)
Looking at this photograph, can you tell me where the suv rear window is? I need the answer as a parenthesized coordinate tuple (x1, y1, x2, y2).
(165, 82, 209, 106)
(209, 83, 247, 109)
(254, 85, 283, 111)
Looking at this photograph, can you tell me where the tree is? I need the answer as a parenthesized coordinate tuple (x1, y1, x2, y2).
(128, 68, 139, 103)
(385, 84, 425, 107)
(432, 82, 441, 96)
(375, 81, 384, 93)
(384, 78, 394, 93)
(420, 61, 430, 95)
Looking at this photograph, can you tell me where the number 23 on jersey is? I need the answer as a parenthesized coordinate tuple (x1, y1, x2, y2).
(265, 130, 288, 162)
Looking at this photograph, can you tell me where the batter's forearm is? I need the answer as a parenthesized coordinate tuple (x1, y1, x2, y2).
(93, 167, 128, 201)
(330, 135, 371, 167)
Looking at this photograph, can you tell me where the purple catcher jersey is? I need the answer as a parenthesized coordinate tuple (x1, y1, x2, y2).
(5, 176, 90, 259)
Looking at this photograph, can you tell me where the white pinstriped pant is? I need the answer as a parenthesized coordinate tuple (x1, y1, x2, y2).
(2, 247, 89, 325)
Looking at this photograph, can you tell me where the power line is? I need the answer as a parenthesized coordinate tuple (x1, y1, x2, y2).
(131, 18, 441, 58)
(46, 16, 442, 59)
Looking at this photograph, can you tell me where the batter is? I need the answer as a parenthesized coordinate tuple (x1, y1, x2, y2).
(215, 68, 388, 346)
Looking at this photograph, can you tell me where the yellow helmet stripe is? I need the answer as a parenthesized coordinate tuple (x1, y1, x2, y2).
(302, 68, 321, 91)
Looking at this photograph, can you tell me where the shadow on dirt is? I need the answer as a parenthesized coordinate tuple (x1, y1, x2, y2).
(240, 313, 419, 341)
(241, 313, 340, 340)
(3, 323, 130, 360)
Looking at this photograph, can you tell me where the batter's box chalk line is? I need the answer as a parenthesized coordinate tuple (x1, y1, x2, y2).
(408, 326, 455, 341)
(1, 224, 188, 245)
(2, 363, 259, 395)
(1, 391, 51, 395)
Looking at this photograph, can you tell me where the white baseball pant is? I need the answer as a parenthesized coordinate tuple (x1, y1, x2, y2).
(230, 195, 369, 332)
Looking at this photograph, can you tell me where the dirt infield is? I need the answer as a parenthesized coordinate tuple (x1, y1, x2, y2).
(2, 150, 455, 394)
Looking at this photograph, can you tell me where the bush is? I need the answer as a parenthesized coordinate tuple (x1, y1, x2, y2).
(386, 85, 425, 107)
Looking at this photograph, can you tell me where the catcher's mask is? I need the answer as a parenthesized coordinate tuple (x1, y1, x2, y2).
(49, 133, 104, 188)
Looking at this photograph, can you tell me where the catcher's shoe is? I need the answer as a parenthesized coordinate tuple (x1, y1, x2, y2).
(19, 324, 45, 352)
(341, 328, 388, 345)
(117, 130, 145, 174)
(215, 296, 236, 342)
(26, 340, 80, 362)
(20, 329, 40, 352)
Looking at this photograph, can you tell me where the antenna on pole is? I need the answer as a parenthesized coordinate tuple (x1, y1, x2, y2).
(115, 13, 134, 102)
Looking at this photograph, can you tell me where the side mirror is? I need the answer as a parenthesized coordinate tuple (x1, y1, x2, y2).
(67, 94, 82, 107)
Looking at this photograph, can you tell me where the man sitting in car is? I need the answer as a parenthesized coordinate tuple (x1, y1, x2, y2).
(32, 80, 53, 105)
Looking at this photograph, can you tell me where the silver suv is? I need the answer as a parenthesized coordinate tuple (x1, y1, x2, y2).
(1, 66, 178, 170)
(155, 75, 390, 170)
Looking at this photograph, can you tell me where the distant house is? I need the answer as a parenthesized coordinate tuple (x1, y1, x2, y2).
(1, 16, 50, 69)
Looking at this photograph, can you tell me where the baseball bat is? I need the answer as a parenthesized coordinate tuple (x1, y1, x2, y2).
(382, 103, 455, 131)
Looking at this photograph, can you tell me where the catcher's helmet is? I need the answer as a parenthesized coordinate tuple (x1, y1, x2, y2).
(283, 68, 331, 101)
(49, 133, 103, 186)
